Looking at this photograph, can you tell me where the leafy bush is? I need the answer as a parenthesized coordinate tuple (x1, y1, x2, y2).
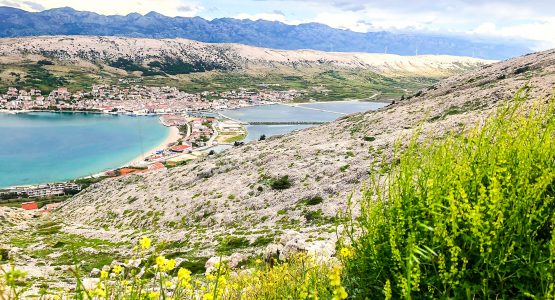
(270, 175, 292, 190)
(363, 136, 376, 142)
(302, 195, 324, 206)
(343, 94, 555, 299)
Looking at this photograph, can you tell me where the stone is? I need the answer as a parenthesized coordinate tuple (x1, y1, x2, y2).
(263, 243, 283, 263)
(89, 268, 101, 277)
(228, 253, 248, 269)
(204, 256, 223, 274)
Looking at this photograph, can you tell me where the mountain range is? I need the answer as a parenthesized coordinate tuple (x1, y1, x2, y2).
(0, 6, 530, 60)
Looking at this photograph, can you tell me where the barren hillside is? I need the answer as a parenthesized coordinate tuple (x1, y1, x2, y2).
(0, 36, 491, 76)
(53, 48, 555, 261)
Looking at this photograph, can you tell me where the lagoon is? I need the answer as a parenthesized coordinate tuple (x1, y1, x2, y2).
(220, 104, 343, 123)
(0, 112, 169, 188)
(220, 102, 388, 141)
(297, 101, 388, 114)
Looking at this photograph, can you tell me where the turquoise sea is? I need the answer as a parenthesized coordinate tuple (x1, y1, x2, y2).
(0, 112, 169, 188)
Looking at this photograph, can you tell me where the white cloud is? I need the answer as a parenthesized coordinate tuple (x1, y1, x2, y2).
(237, 0, 555, 48)
(469, 19, 555, 50)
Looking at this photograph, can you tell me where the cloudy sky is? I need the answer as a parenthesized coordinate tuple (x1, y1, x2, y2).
(3, 0, 555, 49)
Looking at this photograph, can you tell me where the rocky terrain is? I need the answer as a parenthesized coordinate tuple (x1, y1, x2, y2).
(56, 49, 555, 261)
(3, 48, 555, 289)
(0, 36, 491, 76)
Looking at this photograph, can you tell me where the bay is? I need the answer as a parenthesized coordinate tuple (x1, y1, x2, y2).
(0, 112, 169, 188)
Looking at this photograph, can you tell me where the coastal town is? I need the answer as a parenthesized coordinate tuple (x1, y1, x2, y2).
(0, 84, 303, 202)
(0, 84, 301, 113)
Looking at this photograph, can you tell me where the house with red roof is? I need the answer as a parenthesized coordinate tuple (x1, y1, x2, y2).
(170, 144, 191, 153)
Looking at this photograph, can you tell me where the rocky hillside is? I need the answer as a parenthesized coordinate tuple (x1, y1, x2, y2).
(53, 48, 555, 262)
(0, 36, 491, 77)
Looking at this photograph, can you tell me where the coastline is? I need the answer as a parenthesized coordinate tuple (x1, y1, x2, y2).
(126, 126, 182, 167)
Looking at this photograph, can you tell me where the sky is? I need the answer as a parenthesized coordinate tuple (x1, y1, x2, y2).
(3, 0, 555, 50)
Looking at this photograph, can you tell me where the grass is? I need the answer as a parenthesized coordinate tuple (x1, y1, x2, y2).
(220, 132, 246, 143)
(216, 236, 251, 254)
(342, 91, 555, 299)
(0, 195, 71, 208)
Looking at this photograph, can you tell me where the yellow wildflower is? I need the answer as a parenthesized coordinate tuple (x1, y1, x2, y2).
(178, 267, 192, 284)
(100, 270, 109, 280)
(202, 293, 214, 300)
(329, 266, 342, 287)
(139, 236, 152, 250)
(156, 255, 176, 272)
(166, 259, 176, 271)
(148, 291, 160, 300)
(339, 247, 354, 259)
(93, 287, 106, 297)
(332, 286, 348, 300)
(112, 265, 123, 275)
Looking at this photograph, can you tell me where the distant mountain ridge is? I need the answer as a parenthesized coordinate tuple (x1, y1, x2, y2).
(0, 6, 530, 60)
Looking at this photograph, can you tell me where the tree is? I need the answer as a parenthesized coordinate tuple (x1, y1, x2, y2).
(259, 134, 267, 141)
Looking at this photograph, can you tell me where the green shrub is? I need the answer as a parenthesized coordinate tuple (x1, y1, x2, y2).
(251, 235, 274, 247)
(302, 195, 324, 206)
(343, 94, 555, 299)
(216, 236, 251, 254)
(270, 176, 292, 190)
(363, 136, 376, 142)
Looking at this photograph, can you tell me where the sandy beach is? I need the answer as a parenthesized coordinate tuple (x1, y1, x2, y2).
(127, 126, 182, 167)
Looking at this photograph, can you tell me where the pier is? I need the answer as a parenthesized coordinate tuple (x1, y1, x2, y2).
(247, 121, 328, 125)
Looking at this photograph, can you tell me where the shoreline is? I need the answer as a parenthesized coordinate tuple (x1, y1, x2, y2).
(1, 124, 182, 190)
(126, 126, 181, 167)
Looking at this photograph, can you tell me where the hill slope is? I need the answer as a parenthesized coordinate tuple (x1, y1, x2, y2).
(0, 36, 492, 100)
(53, 48, 555, 260)
(0, 6, 530, 60)
(0, 36, 490, 75)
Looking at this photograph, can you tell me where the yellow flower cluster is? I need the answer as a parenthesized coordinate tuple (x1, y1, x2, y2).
(1, 236, 349, 300)
(139, 236, 151, 250)
(156, 255, 176, 272)
(329, 265, 348, 300)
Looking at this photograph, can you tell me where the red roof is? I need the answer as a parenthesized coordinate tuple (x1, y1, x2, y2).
(170, 145, 191, 152)
(148, 162, 166, 171)
(118, 168, 145, 175)
(21, 201, 38, 210)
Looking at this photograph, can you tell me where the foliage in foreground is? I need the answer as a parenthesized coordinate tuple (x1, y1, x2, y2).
(0, 237, 348, 299)
(343, 94, 555, 298)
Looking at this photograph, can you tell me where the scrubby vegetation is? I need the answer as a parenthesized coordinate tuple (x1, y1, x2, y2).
(2, 93, 554, 299)
(269, 176, 292, 190)
(343, 93, 555, 298)
(0, 238, 348, 300)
